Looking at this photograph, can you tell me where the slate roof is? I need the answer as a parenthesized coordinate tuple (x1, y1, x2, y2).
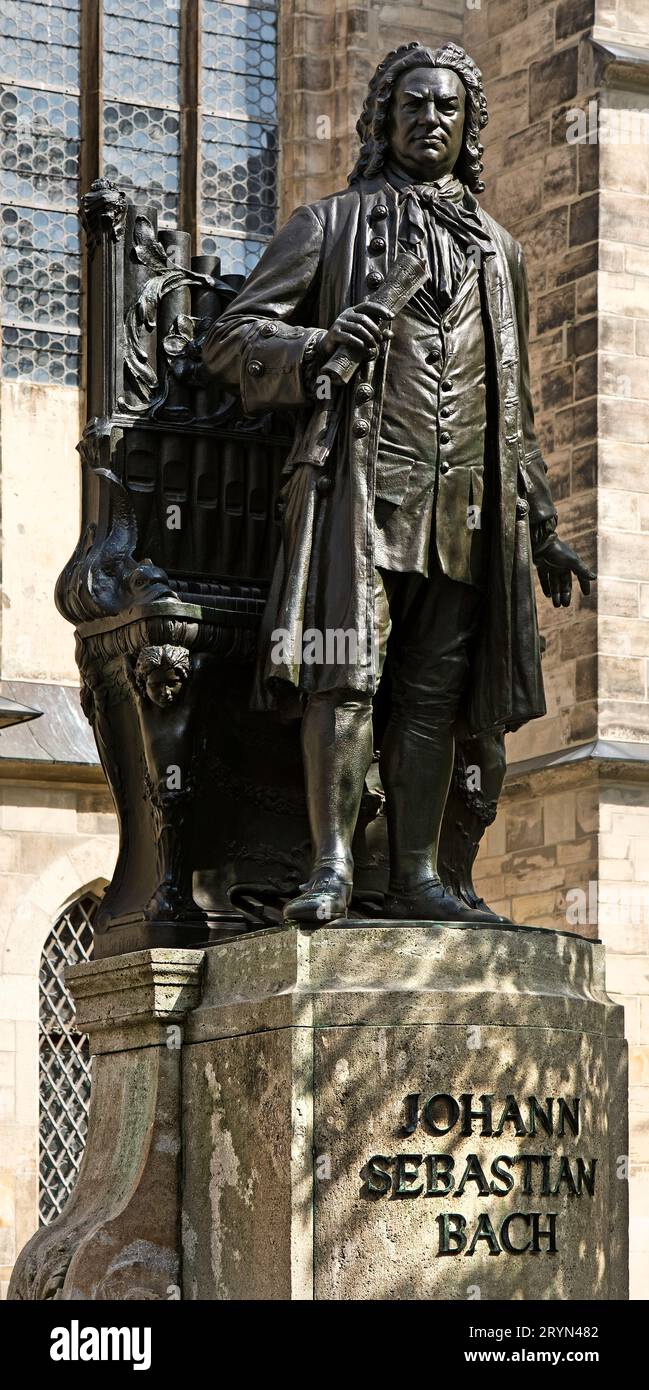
(0, 681, 99, 767)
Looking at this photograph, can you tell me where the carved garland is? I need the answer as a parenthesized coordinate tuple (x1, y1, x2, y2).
(120, 215, 237, 415)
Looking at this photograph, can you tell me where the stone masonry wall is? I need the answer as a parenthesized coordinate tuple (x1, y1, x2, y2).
(279, 0, 465, 220)
(465, 0, 649, 1296)
(466, 0, 600, 765)
(597, 80, 649, 746)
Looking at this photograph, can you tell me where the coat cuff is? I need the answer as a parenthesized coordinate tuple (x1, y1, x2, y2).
(240, 323, 327, 413)
(303, 329, 329, 398)
(524, 445, 558, 526)
(531, 513, 559, 557)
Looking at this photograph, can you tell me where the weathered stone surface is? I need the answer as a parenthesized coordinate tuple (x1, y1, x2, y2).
(313, 1024, 607, 1300)
(182, 1027, 313, 1301)
(181, 924, 627, 1301)
(530, 46, 579, 122)
(68, 948, 205, 1053)
(8, 950, 204, 1301)
(6, 926, 628, 1302)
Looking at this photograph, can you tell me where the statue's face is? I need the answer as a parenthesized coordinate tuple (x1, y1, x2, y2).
(146, 667, 184, 706)
(388, 65, 466, 181)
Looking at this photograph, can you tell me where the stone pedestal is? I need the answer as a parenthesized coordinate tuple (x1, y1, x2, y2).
(10, 924, 628, 1301)
(9, 950, 205, 1301)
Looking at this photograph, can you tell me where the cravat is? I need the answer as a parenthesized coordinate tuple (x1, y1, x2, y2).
(388, 171, 495, 310)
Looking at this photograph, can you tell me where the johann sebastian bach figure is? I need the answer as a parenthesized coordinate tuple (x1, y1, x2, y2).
(201, 42, 594, 926)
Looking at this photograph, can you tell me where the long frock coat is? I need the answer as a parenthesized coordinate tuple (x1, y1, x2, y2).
(201, 175, 557, 737)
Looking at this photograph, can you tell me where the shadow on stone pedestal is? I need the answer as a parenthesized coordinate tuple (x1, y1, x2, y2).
(9, 924, 628, 1301)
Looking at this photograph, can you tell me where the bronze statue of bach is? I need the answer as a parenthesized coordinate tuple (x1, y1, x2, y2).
(201, 42, 595, 927)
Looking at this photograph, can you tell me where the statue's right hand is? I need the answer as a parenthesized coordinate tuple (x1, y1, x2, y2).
(319, 301, 393, 365)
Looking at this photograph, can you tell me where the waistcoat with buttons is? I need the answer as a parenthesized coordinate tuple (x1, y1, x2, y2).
(374, 260, 487, 586)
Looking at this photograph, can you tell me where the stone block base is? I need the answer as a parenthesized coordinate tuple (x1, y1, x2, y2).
(9, 923, 628, 1301)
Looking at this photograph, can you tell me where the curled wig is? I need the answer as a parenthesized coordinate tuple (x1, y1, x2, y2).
(348, 41, 488, 193)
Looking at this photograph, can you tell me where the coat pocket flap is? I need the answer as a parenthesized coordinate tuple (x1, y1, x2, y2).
(375, 453, 415, 506)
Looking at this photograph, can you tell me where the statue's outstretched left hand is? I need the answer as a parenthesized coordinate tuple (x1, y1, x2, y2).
(535, 535, 596, 608)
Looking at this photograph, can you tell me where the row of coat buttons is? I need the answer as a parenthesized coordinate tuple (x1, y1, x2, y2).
(248, 319, 281, 375)
(319, 365, 378, 492)
(248, 320, 282, 375)
(353, 378, 375, 439)
(353, 370, 374, 437)
(367, 204, 389, 290)
(438, 340, 453, 466)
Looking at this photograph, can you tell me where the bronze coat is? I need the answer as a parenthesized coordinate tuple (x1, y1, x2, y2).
(202, 177, 557, 736)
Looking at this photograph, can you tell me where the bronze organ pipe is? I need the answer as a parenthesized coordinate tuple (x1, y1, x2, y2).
(191, 256, 223, 574)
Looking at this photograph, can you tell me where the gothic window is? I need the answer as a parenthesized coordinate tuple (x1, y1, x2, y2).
(102, 0, 182, 227)
(0, 0, 82, 386)
(200, 0, 278, 277)
(0, 0, 279, 387)
(38, 892, 97, 1225)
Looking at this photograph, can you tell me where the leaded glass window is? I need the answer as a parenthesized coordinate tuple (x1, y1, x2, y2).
(38, 892, 97, 1225)
(200, 0, 278, 276)
(0, 0, 82, 385)
(1, 0, 279, 385)
(102, 0, 181, 226)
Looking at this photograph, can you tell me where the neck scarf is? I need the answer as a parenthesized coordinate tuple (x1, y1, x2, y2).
(385, 166, 495, 310)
